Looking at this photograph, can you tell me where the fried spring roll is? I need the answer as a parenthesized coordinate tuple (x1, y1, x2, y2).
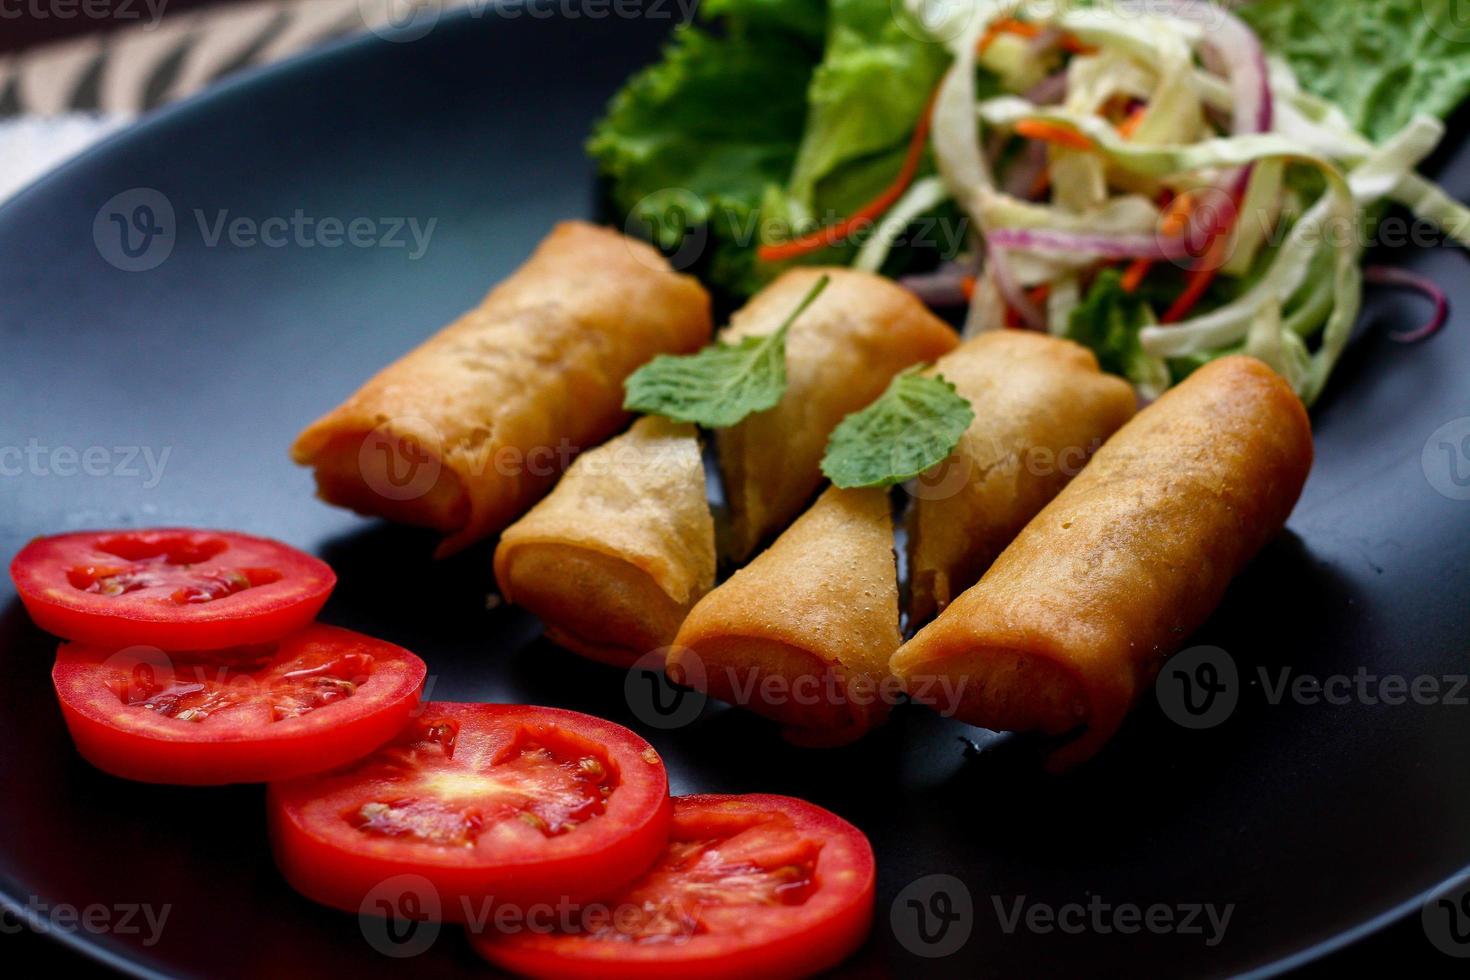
(717, 269, 958, 560)
(670, 487, 899, 746)
(493, 416, 715, 666)
(891, 356, 1313, 770)
(291, 222, 712, 556)
(907, 331, 1137, 623)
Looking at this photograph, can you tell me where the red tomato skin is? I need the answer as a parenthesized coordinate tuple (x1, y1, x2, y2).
(472, 794, 877, 980)
(12, 529, 336, 651)
(51, 627, 426, 785)
(267, 704, 673, 923)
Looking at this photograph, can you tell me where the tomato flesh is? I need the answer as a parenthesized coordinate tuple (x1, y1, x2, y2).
(268, 703, 672, 921)
(12, 529, 336, 650)
(471, 794, 875, 979)
(53, 624, 425, 784)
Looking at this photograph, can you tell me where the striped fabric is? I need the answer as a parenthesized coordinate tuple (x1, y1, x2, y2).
(0, 0, 471, 117)
(0, 1, 472, 203)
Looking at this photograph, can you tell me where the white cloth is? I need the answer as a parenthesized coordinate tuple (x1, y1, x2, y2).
(0, 113, 132, 205)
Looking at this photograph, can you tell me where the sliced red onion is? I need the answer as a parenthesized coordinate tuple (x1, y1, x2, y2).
(900, 262, 975, 307)
(988, 248, 1046, 329)
(1023, 71, 1068, 106)
(1128, 1, 1272, 253)
(1364, 265, 1449, 342)
(1001, 140, 1050, 200)
(988, 226, 1193, 261)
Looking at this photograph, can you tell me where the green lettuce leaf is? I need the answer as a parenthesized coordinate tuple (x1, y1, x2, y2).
(1065, 269, 1169, 395)
(624, 275, 829, 427)
(821, 370, 974, 488)
(701, 0, 826, 43)
(591, 0, 954, 294)
(587, 23, 819, 295)
(1241, 0, 1470, 142)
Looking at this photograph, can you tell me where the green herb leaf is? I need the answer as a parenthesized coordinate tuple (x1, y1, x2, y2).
(821, 370, 974, 489)
(624, 274, 830, 428)
(1065, 269, 1171, 398)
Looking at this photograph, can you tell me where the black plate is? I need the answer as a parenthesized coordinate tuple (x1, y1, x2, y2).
(3, 10, 1469, 978)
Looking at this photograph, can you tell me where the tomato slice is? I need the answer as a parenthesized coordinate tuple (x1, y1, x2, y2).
(267, 703, 672, 921)
(53, 624, 425, 785)
(471, 794, 875, 980)
(11, 529, 336, 650)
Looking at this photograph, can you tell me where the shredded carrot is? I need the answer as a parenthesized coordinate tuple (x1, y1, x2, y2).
(1161, 235, 1229, 323)
(1015, 119, 1094, 152)
(756, 91, 938, 263)
(979, 17, 1043, 53)
(978, 17, 1096, 55)
(1121, 259, 1153, 293)
(1159, 192, 1195, 237)
(1116, 104, 1148, 140)
(961, 275, 977, 302)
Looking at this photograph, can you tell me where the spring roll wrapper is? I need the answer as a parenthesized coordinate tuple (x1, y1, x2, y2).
(493, 416, 715, 667)
(716, 268, 958, 561)
(891, 356, 1313, 770)
(670, 486, 900, 746)
(908, 331, 1137, 623)
(291, 221, 712, 556)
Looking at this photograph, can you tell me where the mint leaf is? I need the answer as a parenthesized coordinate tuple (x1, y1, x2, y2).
(821, 370, 974, 489)
(624, 274, 830, 428)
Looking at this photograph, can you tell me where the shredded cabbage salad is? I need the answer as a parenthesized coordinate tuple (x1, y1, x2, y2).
(861, 0, 1470, 403)
(592, 0, 1470, 404)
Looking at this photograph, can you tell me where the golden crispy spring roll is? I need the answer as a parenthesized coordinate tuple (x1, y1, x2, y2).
(292, 222, 712, 556)
(907, 331, 1137, 623)
(891, 356, 1313, 770)
(493, 416, 715, 666)
(670, 487, 900, 746)
(717, 269, 957, 560)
